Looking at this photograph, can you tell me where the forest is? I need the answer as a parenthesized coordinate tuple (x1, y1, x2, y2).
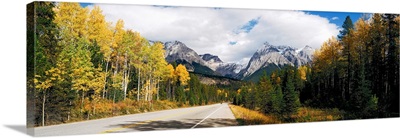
(27, 2, 399, 127)
(233, 14, 399, 122)
(27, 2, 233, 127)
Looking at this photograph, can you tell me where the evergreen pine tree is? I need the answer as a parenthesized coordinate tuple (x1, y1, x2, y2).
(272, 85, 283, 115)
(282, 69, 300, 116)
(340, 16, 355, 107)
(258, 72, 273, 114)
(338, 16, 354, 40)
(383, 14, 400, 114)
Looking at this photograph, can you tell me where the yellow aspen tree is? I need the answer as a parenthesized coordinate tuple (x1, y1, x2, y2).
(121, 30, 142, 100)
(34, 67, 63, 126)
(165, 64, 176, 100)
(141, 41, 153, 101)
(87, 6, 113, 99)
(100, 26, 113, 99)
(298, 66, 308, 81)
(54, 2, 94, 118)
(89, 66, 106, 115)
(150, 42, 168, 100)
(70, 38, 95, 115)
(54, 2, 89, 43)
(87, 6, 109, 46)
(109, 19, 125, 101)
(129, 32, 146, 100)
(175, 64, 190, 86)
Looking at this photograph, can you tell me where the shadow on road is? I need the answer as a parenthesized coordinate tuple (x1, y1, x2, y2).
(4, 125, 33, 136)
(111, 118, 238, 131)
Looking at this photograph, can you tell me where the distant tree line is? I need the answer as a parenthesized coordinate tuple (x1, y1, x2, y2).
(233, 66, 306, 119)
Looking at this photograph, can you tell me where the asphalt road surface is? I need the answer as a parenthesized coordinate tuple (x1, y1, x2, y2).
(33, 103, 237, 136)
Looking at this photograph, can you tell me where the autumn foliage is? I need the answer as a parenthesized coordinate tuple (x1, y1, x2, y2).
(27, 2, 231, 127)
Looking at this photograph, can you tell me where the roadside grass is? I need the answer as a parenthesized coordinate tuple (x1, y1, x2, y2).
(292, 107, 344, 122)
(229, 104, 344, 125)
(228, 104, 281, 125)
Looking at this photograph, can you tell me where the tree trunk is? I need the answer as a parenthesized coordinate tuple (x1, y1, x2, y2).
(123, 55, 129, 100)
(149, 73, 153, 101)
(347, 45, 352, 102)
(172, 85, 175, 101)
(68, 101, 71, 121)
(123, 65, 130, 100)
(167, 80, 171, 99)
(103, 59, 109, 99)
(157, 79, 160, 101)
(112, 58, 119, 103)
(137, 67, 140, 101)
(122, 69, 126, 100)
(113, 90, 116, 104)
(145, 80, 148, 101)
(42, 90, 46, 126)
(81, 91, 84, 114)
(141, 77, 145, 101)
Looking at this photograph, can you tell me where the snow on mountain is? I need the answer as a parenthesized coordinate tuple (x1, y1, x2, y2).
(164, 41, 244, 78)
(216, 63, 244, 77)
(163, 41, 313, 80)
(199, 53, 244, 77)
(200, 53, 223, 71)
(297, 45, 315, 62)
(164, 41, 205, 65)
(239, 42, 314, 78)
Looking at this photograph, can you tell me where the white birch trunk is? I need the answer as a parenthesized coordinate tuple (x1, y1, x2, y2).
(42, 90, 46, 126)
(103, 59, 109, 99)
(123, 64, 130, 100)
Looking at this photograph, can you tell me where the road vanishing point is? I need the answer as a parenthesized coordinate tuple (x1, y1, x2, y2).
(33, 103, 237, 136)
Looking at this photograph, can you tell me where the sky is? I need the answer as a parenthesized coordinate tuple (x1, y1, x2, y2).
(80, 3, 364, 65)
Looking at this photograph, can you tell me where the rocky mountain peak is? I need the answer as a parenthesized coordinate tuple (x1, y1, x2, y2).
(200, 54, 223, 63)
(238, 42, 314, 79)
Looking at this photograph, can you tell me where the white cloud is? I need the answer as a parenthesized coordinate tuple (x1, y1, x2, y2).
(331, 16, 339, 20)
(94, 4, 339, 64)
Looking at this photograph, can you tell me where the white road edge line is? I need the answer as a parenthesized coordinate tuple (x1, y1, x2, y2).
(191, 104, 224, 129)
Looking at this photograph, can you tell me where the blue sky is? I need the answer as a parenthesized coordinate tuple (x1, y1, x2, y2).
(306, 11, 365, 28)
(238, 17, 261, 33)
(80, 3, 92, 8)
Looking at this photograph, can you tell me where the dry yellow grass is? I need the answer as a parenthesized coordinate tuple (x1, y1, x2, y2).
(229, 104, 281, 125)
(292, 107, 344, 122)
(229, 104, 344, 125)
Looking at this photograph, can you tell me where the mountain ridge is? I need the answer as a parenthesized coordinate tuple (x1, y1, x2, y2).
(238, 42, 314, 79)
(162, 40, 314, 81)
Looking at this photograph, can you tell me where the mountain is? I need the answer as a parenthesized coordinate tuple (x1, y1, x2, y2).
(164, 41, 244, 78)
(163, 41, 313, 81)
(238, 42, 314, 80)
(200, 53, 223, 71)
(200, 54, 223, 64)
(164, 41, 220, 75)
(190, 72, 241, 86)
(216, 63, 244, 78)
(164, 41, 205, 68)
(200, 54, 244, 78)
(297, 45, 314, 62)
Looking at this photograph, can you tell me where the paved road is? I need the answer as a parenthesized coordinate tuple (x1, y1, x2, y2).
(34, 103, 237, 136)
